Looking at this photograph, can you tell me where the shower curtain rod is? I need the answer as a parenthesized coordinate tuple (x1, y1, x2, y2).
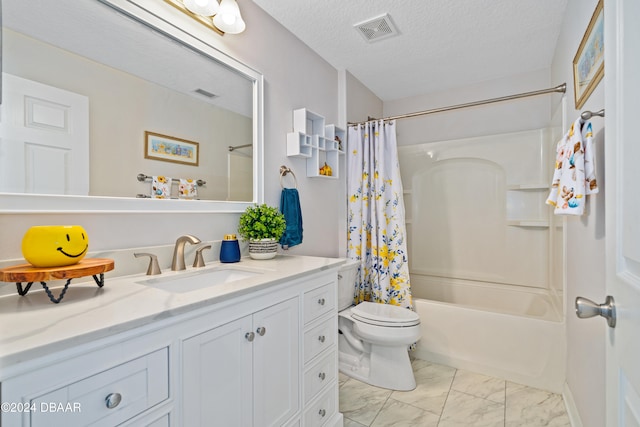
(228, 143, 252, 151)
(348, 83, 567, 126)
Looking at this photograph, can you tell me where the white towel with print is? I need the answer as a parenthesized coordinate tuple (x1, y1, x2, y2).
(546, 118, 598, 215)
(151, 176, 171, 199)
(178, 178, 197, 199)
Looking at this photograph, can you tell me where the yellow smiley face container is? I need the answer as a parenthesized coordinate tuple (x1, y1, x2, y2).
(21, 225, 89, 268)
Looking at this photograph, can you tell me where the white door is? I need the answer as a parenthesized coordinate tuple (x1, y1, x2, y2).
(604, 0, 640, 424)
(252, 298, 299, 427)
(0, 73, 89, 195)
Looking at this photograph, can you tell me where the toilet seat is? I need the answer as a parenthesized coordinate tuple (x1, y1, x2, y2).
(350, 301, 420, 327)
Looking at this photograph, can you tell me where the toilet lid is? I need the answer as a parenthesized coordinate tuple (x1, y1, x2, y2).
(351, 301, 420, 327)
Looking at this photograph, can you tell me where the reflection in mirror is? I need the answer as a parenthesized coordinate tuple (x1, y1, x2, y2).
(0, 0, 259, 203)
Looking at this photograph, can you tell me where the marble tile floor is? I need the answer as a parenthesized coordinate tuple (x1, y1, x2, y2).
(339, 359, 571, 427)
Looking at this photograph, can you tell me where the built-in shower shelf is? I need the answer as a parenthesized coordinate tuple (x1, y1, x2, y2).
(506, 220, 549, 228)
(506, 184, 549, 191)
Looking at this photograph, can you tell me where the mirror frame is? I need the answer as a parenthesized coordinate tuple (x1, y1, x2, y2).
(0, 0, 264, 213)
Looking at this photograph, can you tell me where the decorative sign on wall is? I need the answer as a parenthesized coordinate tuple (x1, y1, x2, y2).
(572, 0, 604, 109)
(144, 131, 200, 166)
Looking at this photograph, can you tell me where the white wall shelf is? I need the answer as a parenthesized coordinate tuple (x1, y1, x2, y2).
(287, 132, 312, 158)
(288, 108, 345, 178)
(506, 184, 550, 191)
(506, 220, 550, 228)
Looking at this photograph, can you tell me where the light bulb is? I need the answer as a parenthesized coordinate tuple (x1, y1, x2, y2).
(183, 0, 219, 17)
(222, 13, 236, 25)
(213, 0, 245, 34)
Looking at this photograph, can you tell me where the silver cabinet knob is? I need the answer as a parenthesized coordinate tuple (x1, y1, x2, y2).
(256, 326, 266, 336)
(105, 393, 122, 409)
(318, 409, 326, 417)
(575, 295, 616, 328)
(318, 335, 326, 343)
(245, 332, 255, 342)
(317, 298, 326, 306)
(318, 372, 326, 380)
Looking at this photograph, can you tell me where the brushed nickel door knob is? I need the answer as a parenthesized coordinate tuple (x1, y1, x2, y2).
(575, 295, 616, 328)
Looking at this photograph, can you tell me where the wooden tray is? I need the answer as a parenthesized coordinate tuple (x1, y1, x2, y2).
(0, 258, 115, 283)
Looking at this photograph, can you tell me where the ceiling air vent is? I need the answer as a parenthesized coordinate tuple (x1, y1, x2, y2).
(194, 88, 217, 98)
(354, 13, 399, 43)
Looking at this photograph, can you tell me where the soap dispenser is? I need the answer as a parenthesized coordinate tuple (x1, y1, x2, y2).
(219, 234, 241, 263)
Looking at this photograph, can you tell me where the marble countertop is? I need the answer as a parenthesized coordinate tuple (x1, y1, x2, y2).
(0, 255, 344, 372)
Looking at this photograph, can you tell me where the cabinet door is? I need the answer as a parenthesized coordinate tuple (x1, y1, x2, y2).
(252, 297, 300, 427)
(182, 316, 253, 427)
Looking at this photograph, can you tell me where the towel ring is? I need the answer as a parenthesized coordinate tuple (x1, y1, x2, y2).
(280, 165, 297, 189)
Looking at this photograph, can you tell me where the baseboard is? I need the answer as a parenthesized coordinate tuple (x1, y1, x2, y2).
(562, 382, 584, 427)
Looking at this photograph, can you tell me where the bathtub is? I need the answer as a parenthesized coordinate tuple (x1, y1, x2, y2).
(411, 275, 566, 393)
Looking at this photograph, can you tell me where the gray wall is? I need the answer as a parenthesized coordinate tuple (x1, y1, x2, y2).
(551, 0, 606, 425)
(383, 68, 555, 146)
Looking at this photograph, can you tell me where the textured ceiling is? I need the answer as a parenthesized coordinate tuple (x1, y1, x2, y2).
(251, 0, 569, 101)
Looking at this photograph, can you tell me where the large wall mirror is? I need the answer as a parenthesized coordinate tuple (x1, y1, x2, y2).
(0, 0, 263, 212)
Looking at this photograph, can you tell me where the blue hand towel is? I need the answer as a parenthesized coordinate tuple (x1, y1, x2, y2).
(279, 188, 303, 249)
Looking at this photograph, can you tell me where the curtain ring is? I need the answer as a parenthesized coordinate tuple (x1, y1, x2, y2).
(280, 165, 297, 189)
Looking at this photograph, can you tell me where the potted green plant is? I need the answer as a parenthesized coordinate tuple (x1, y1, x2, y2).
(238, 204, 286, 259)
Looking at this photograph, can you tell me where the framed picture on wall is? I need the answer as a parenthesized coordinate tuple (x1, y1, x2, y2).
(144, 131, 200, 166)
(573, 0, 604, 109)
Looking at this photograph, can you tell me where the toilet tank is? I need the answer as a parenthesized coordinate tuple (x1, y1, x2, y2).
(338, 259, 360, 310)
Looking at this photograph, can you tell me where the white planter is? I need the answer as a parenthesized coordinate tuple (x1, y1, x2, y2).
(248, 238, 278, 260)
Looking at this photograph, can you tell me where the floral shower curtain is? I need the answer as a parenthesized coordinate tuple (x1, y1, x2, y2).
(347, 120, 413, 309)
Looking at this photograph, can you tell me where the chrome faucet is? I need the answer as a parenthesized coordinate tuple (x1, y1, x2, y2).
(171, 235, 202, 271)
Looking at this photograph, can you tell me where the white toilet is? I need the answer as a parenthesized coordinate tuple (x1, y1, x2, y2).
(337, 259, 421, 391)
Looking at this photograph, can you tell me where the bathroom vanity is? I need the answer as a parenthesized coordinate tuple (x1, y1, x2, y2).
(0, 256, 343, 427)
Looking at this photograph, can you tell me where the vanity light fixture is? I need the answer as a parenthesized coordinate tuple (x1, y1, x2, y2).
(183, 0, 219, 16)
(164, 0, 246, 35)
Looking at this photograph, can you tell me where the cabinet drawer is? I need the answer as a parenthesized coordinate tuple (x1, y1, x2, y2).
(284, 417, 301, 427)
(303, 387, 336, 427)
(121, 412, 170, 427)
(303, 283, 336, 325)
(143, 413, 170, 427)
(304, 351, 336, 403)
(29, 348, 169, 427)
(304, 318, 336, 363)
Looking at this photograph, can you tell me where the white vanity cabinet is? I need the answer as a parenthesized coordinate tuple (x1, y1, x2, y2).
(182, 297, 299, 427)
(301, 282, 339, 427)
(0, 335, 172, 427)
(180, 273, 342, 427)
(0, 259, 343, 427)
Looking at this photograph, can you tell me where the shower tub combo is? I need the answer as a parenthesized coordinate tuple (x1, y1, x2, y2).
(399, 128, 565, 393)
(411, 275, 564, 393)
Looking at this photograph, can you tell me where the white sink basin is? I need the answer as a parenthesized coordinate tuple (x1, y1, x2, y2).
(137, 267, 261, 293)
